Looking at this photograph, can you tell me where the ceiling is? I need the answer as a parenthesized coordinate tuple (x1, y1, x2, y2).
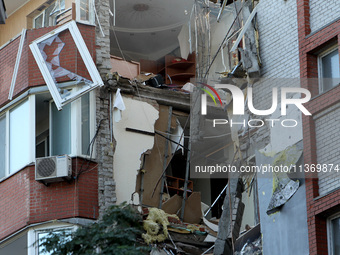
(4, 0, 221, 62)
(110, 0, 195, 61)
(4, 0, 27, 16)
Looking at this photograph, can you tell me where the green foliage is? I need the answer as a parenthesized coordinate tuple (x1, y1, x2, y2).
(39, 203, 150, 255)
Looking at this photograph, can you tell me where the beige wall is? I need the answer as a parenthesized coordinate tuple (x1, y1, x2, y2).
(113, 96, 159, 204)
(0, 0, 73, 46)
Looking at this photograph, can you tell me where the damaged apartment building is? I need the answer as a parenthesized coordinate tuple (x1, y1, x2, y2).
(0, 0, 340, 255)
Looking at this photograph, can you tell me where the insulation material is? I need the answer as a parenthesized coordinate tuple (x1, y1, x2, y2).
(112, 88, 126, 122)
(142, 208, 169, 244)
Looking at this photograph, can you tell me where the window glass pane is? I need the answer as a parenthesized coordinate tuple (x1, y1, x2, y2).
(0, 232, 27, 255)
(34, 13, 44, 28)
(0, 115, 6, 179)
(81, 93, 90, 155)
(51, 103, 71, 156)
(80, 0, 90, 21)
(38, 229, 72, 255)
(50, 0, 65, 16)
(9, 100, 30, 174)
(44, 3, 56, 27)
(332, 217, 340, 254)
(322, 49, 340, 91)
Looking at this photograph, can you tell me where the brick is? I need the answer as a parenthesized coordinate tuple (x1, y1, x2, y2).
(0, 158, 98, 240)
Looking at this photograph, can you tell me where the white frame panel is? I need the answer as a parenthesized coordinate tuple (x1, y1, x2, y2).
(8, 29, 26, 100)
(27, 222, 77, 255)
(48, 91, 95, 158)
(327, 212, 340, 255)
(33, 12, 45, 29)
(29, 21, 103, 110)
(0, 96, 35, 181)
(76, 0, 95, 25)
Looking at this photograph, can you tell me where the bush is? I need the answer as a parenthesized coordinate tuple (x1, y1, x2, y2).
(39, 203, 149, 255)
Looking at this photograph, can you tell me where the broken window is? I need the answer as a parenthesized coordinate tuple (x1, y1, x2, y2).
(319, 45, 340, 93)
(30, 21, 103, 110)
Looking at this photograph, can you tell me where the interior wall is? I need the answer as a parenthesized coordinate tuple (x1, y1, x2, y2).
(112, 96, 159, 204)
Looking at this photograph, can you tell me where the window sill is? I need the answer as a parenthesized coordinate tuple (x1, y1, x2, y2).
(311, 83, 340, 101)
(313, 186, 340, 201)
(0, 155, 97, 184)
(0, 162, 35, 184)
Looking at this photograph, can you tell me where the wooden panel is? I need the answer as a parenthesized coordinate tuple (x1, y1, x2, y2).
(140, 59, 158, 74)
(135, 105, 172, 207)
(110, 55, 140, 79)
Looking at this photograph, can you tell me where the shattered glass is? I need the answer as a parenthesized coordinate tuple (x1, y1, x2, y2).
(37, 31, 93, 102)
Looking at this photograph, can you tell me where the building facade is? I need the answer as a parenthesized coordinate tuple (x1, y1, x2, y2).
(298, 0, 340, 254)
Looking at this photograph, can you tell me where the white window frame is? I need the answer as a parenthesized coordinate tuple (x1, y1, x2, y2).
(318, 44, 340, 93)
(33, 12, 45, 29)
(48, 90, 96, 158)
(27, 222, 77, 255)
(32, 1, 63, 29)
(327, 213, 340, 255)
(29, 21, 103, 110)
(76, 90, 96, 157)
(36, 137, 49, 157)
(76, 0, 95, 25)
(0, 96, 36, 181)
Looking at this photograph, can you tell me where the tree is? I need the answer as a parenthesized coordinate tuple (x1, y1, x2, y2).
(39, 203, 149, 255)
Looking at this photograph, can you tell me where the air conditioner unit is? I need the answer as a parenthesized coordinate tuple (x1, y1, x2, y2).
(35, 155, 72, 183)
